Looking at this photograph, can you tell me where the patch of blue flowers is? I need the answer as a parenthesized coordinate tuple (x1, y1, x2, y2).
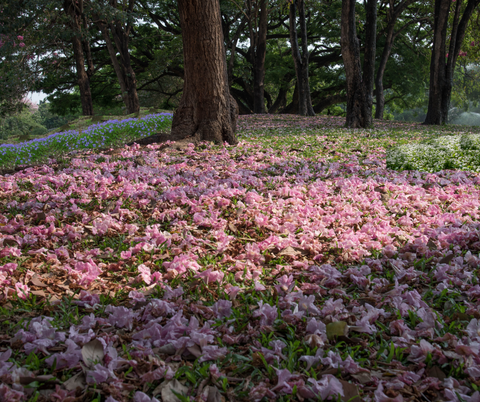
(0, 113, 173, 169)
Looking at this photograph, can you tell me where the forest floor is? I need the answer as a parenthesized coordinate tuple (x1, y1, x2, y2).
(1, 114, 480, 402)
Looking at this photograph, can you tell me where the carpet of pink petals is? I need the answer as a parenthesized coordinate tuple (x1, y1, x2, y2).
(1, 114, 480, 401)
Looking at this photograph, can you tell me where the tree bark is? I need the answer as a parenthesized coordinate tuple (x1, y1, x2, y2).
(374, 0, 414, 119)
(171, 0, 238, 145)
(250, 0, 268, 114)
(363, 0, 377, 121)
(424, 0, 479, 125)
(341, 0, 372, 128)
(281, 83, 299, 114)
(424, 0, 450, 124)
(109, 23, 140, 114)
(92, 0, 140, 114)
(289, 0, 315, 116)
(64, 0, 93, 116)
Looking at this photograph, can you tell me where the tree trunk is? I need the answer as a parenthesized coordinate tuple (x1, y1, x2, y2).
(72, 36, 94, 116)
(289, 0, 315, 116)
(92, 0, 140, 115)
(109, 23, 140, 115)
(374, 25, 394, 119)
(64, 0, 93, 116)
(363, 0, 377, 121)
(341, 0, 371, 128)
(98, 22, 140, 115)
(423, 0, 450, 125)
(424, 0, 480, 125)
(374, 0, 414, 119)
(252, 0, 268, 114)
(281, 83, 299, 114)
(171, 0, 238, 145)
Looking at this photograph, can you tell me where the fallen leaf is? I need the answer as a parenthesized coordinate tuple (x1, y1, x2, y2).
(426, 365, 446, 381)
(81, 339, 104, 369)
(30, 274, 47, 287)
(439, 254, 455, 265)
(186, 345, 202, 358)
(206, 386, 224, 402)
(305, 333, 325, 348)
(228, 223, 238, 233)
(36, 212, 47, 222)
(30, 290, 46, 298)
(351, 372, 372, 384)
(340, 380, 360, 401)
(63, 372, 86, 391)
(156, 344, 176, 355)
(3, 238, 18, 247)
(278, 246, 301, 256)
(427, 238, 437, 250)
(326, 321, 349, 340)
(159, 379, 189, 402)
(252, 352, 265, 367)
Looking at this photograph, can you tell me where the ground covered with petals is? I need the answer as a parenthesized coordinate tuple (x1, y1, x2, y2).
(2, 114, 480, 401)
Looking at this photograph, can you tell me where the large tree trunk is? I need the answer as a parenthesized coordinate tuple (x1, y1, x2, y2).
(64, 0, 93, 116)
(341, 0, 372, 128)
(289, 0, 315, 116)
(171, 0, 238, 145)
(424, 0, 479, 125)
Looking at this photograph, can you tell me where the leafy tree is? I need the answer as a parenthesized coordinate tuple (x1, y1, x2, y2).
(424, 0, 480, 125)
(0, 107, 48, 140)
(0, 0, 47, 116)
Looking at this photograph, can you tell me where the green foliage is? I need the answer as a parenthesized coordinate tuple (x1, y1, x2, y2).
(35, 101, 72, 130)
(0, 108, 48, 141)
(387, 132, 480, 172)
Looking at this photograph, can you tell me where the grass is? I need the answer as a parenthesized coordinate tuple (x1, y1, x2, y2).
(1, 114, 480, 401)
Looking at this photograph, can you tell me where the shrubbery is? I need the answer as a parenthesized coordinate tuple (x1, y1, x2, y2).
(387, 133, 480, 172)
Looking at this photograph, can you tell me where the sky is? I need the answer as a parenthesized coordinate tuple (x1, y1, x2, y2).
(28, 91, 48, 104)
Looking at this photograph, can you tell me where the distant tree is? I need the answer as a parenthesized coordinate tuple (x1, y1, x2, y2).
(63, 0, 94, 116)
(35, 100, 70, 129)
(289, 0, 315, 116)
(340, 0, 377, 128)
(0, 107, 48, 140)
(0, 0, 44, 116)
(424, 0, 480, 125)
(90, 0, 141, 114)
(249, 0, 269, 113)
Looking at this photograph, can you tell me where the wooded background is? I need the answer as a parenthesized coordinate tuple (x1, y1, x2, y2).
(1, 0, 480, 127)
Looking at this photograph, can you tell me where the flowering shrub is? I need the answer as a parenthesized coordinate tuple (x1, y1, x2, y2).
(387, 133, 480, 172)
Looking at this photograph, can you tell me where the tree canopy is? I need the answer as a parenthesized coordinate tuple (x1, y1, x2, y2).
(1, 0, 480, 126)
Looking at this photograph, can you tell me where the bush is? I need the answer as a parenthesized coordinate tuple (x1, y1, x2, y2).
(0, 110, 48, 140)
(387, 133, 480, 172)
